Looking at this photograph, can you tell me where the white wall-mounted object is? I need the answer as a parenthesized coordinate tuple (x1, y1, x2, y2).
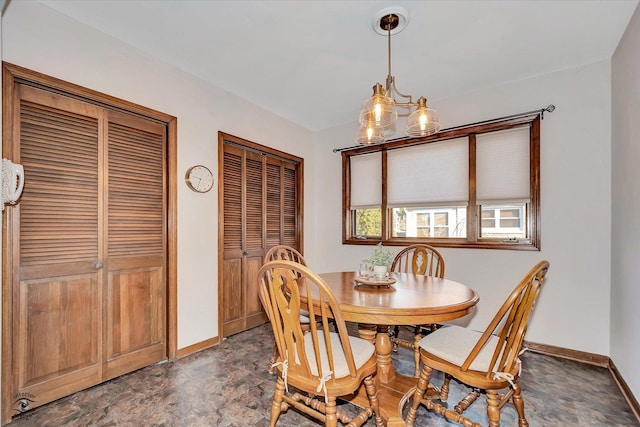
(1, 158, 25, 210)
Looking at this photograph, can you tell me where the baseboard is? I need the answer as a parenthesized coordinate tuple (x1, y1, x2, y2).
(525, 340, 640, 424)
(176, 336, 219, 358)
(523, 340, 609, 367)
(609, 359, 640, 423)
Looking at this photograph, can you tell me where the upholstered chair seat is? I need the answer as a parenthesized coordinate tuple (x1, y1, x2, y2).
(418, 326, 504, 372)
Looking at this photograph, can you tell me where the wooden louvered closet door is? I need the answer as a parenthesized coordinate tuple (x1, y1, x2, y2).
(266, 157, 298, 248)
(220, 136, 302, 338)
(104, 111, 166, 380)
(11, 86, 166, 411)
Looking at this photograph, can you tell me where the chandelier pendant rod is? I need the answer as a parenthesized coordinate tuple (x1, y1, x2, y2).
(387, 19, 392, 87)
(383, 13, 413, 105)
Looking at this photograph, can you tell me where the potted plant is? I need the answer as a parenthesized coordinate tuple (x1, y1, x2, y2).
(363, 243, 394, 278)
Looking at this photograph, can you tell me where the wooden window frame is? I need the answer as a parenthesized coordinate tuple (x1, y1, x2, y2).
(342, 113, 541, 251)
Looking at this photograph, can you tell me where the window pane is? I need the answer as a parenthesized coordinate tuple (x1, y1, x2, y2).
(353, 208, 381, 238)
(499, 208, 521, 228)
(433, 213, 449, 237)
(479, 204, 526, 239)
(416, 213, 429, 227)
(481, 209, 496, 228)
(392, 207, 466, 238)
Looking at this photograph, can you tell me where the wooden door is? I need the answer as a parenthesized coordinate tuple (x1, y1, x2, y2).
(221, 145, 265, 337)
(219, 135, 302, 338)
(103, 111, 166, 380)
(9, 85, 167, 411)
(13, 86, 105, 406)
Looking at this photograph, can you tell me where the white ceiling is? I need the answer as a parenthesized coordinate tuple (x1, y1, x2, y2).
(37, 0, 638, 132)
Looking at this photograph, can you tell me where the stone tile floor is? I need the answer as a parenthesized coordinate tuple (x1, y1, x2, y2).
(7, 323, 639, 426)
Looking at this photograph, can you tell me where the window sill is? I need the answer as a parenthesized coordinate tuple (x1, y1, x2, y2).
(343, 237, 540, 251)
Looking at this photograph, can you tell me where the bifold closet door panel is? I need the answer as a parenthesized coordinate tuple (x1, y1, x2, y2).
(104, 110, 167, 380)
(14, 85, 104, 406)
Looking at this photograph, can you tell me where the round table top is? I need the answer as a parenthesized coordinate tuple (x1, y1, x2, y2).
(313, 271, 479, 325)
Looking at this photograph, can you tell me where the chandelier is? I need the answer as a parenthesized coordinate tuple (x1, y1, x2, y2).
(355, 8, 441, 145)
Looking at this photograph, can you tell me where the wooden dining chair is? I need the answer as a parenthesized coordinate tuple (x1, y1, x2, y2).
(405, 260, 550, 427)
(389, 244, 445, 377)
(258, 260, 384, 427)
(263, 245, 310, 373)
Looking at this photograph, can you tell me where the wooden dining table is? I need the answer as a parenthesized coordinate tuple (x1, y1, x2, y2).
(306, 271, 479, 426)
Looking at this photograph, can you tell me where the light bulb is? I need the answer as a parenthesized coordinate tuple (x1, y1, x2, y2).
(419, 111, 428, 131)
(374, 102, 382, 123)
(367, 127, 374, 141)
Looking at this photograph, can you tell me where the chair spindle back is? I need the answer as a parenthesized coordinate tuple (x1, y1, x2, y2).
(390, 244, 445, 278)
(258, 260, 358, 382)
(461, 260, 550, 377)
(264, 245, 306, 266)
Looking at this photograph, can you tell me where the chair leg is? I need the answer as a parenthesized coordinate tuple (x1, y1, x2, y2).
(268, 343, 278, 374)
(486, 389, 501, 427)
(325, 396, 338, 427)
(363, 375, 385, 427)
(270, 377, 286, 427)
(392, 325, 400, 351)
(405, 365, 433, 426)
(511, 381, 529, 427)
(412, 326, 423, 377)
(440, 373, 452, 401)
(454, 389, 481, 414)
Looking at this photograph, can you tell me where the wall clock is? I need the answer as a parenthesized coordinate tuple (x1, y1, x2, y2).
(185, 165, 214, 193)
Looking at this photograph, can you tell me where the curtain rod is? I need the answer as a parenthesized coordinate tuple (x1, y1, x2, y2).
(332, 104, 555, 153)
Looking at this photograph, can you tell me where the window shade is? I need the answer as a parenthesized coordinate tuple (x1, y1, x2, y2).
(476, 126, 530, 203)
(387, 138, 469, 207)
(350, 152, 381, 209)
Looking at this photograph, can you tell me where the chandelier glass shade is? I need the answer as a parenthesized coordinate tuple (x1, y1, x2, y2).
(355, 124, 386, 145)
(356, 9, 441, 144)
(358, 83, 397, 129)
(406, 96, 441, 137)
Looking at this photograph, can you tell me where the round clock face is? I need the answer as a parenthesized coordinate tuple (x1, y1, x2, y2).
(186, 165, 214, 193)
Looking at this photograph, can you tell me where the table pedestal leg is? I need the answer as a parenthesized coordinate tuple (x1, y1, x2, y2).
(375, 325, 395, 384)
(354, 324, 407, 426)
(357, 324, 377, 344)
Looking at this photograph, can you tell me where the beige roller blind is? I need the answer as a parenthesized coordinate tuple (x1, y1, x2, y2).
(476, 126, 530, 204)
(387, 138, 469, 207)
(350, 152, 381, 209)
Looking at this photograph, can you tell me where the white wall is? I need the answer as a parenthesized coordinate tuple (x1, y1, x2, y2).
(1, 1, 316, 349)
(612, 2, 640, 400)
(313, 60, 613, 356)
(1, 0, 626, 364)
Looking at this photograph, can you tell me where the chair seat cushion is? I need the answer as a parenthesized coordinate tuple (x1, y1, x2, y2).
(419, 325, 502, 372)
(302, 332, 375, 378)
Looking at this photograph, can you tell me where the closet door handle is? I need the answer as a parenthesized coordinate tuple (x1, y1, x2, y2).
(242, 251, 248, 256)
(94, 261, 104, 270)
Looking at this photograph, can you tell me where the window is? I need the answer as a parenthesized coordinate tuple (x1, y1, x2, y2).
(395, 207, 467, 238)
(480, 204, 526, 239)
(349, 152, 382, 238)
(343, 114, 540, 250)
